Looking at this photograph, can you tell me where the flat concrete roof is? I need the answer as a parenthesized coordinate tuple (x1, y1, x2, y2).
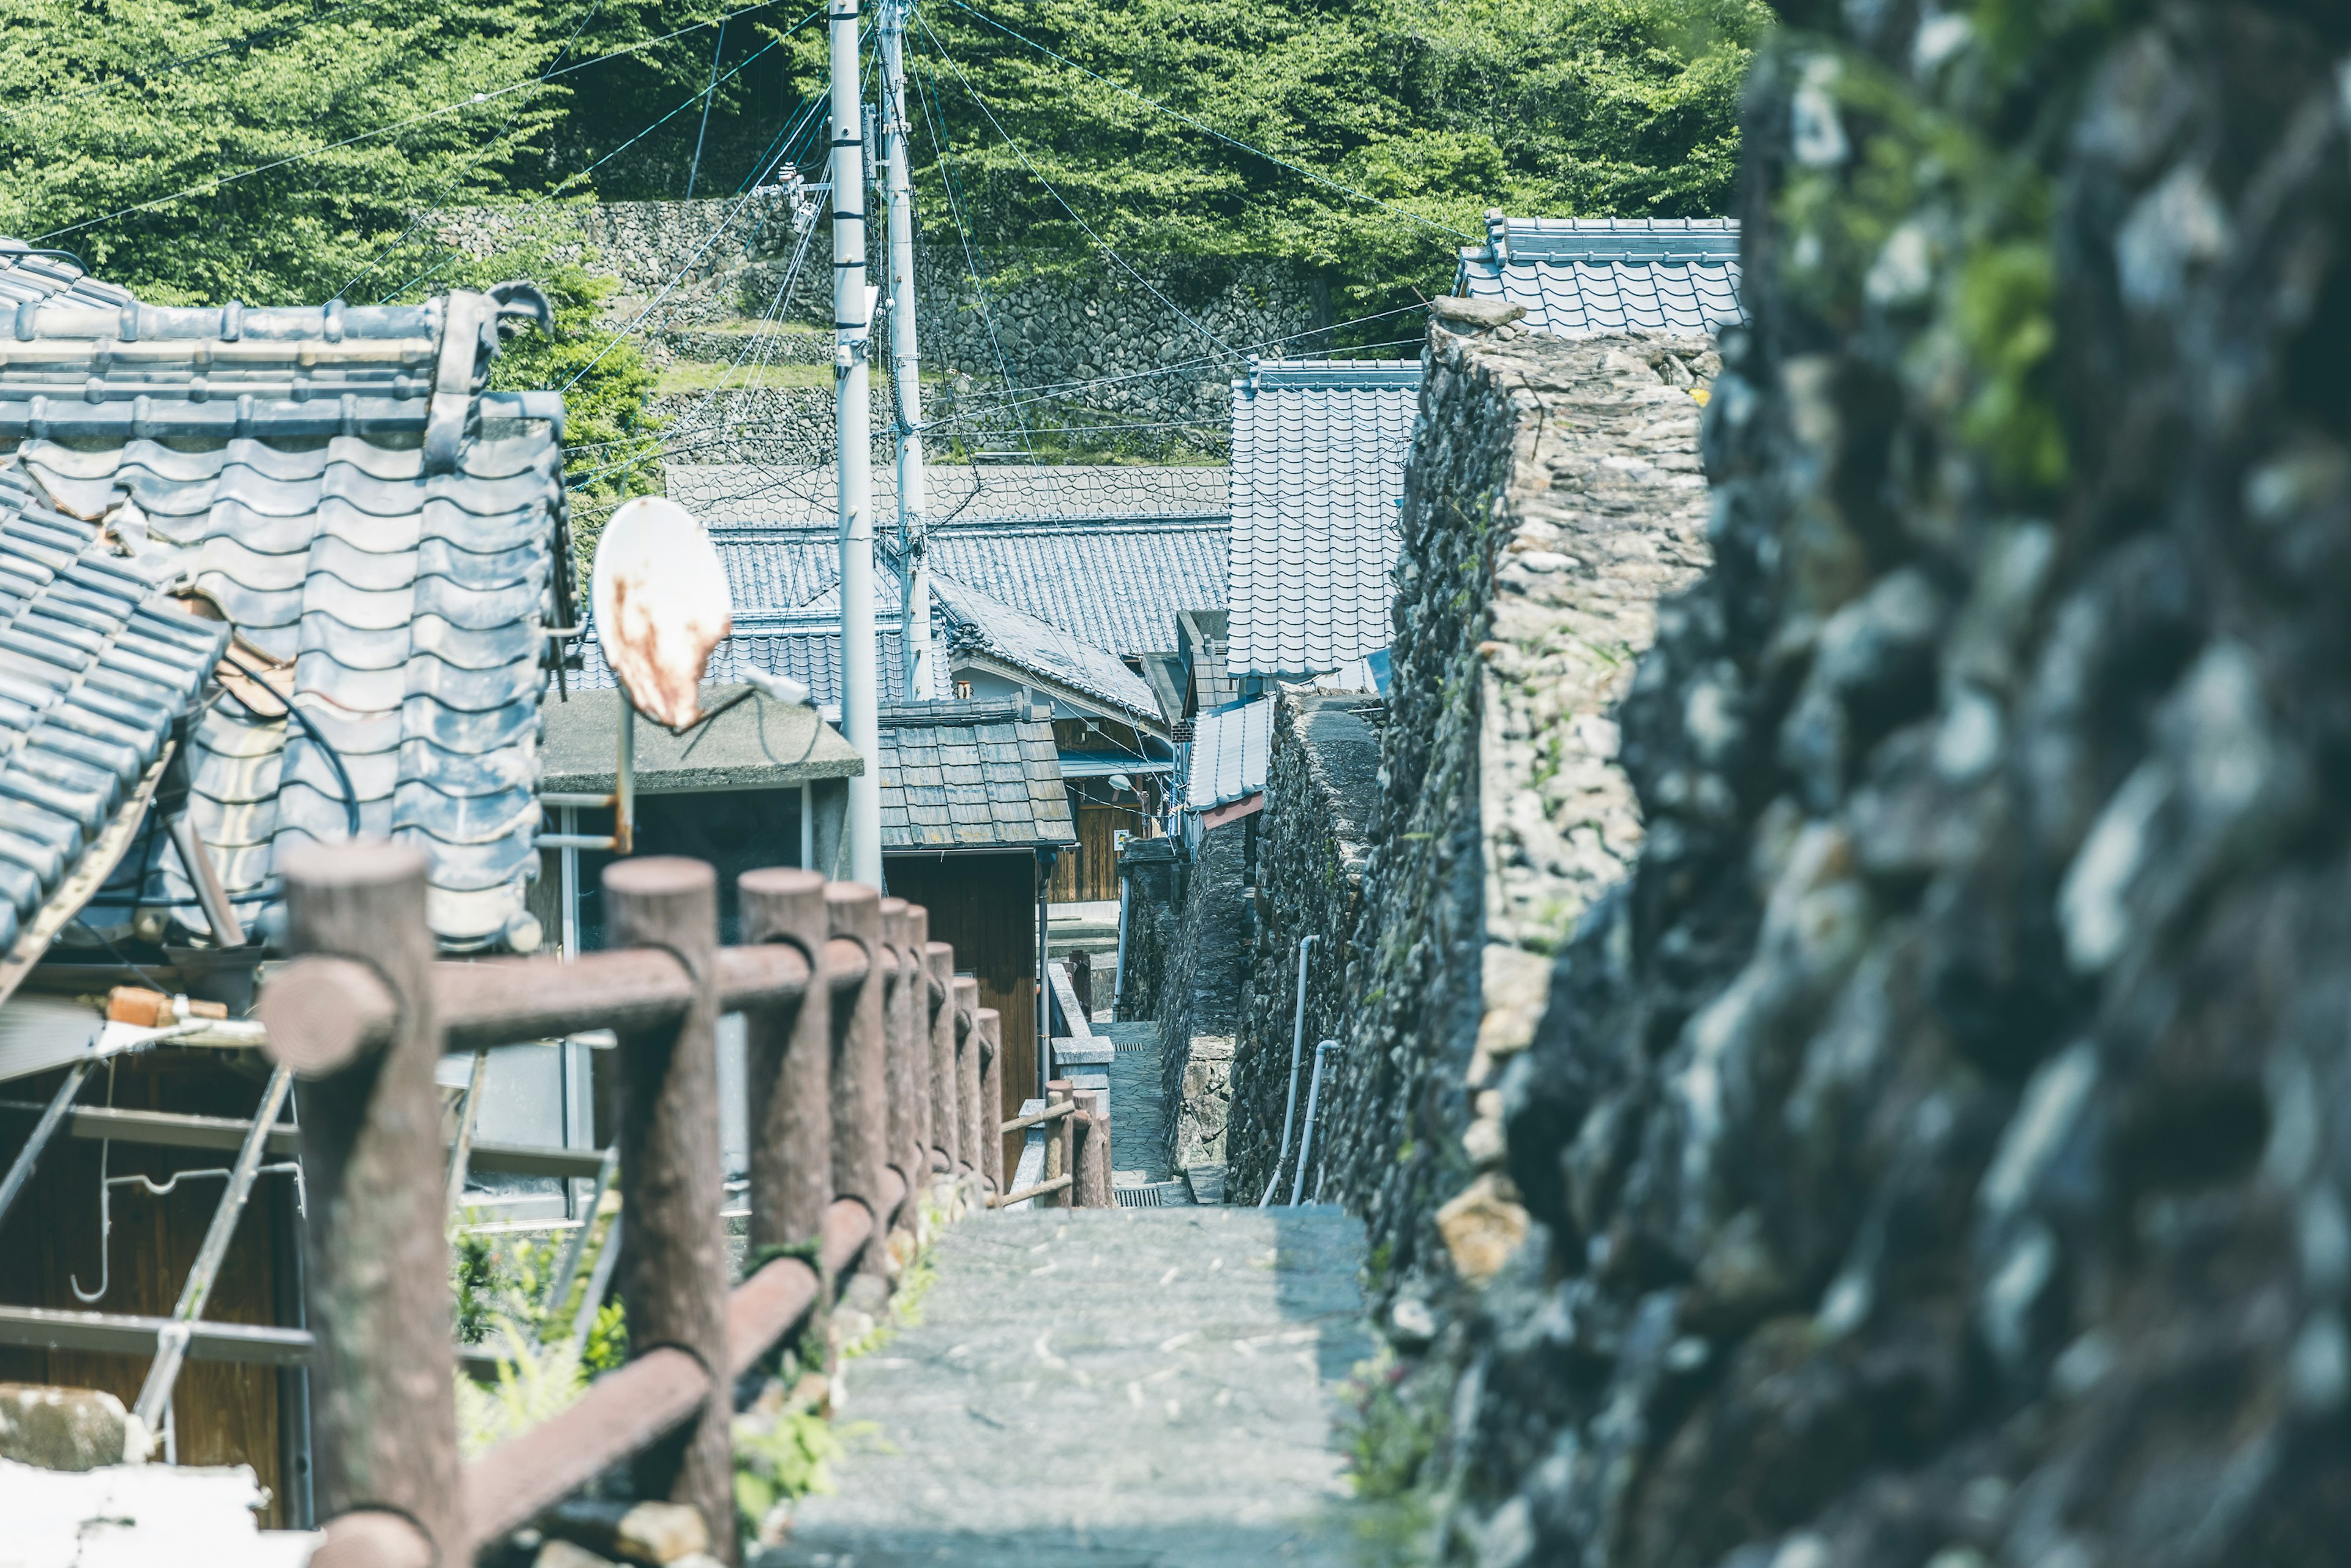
(542, 685, 864, 794)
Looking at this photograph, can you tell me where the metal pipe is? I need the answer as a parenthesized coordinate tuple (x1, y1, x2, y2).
(613, 692, 637, 857)
(1112, 871, 1130, 1015)
(168, 812, 246, 947)
(443, 1049, 491, 1220)
(132, 1063, 296, 1434)
(880, 0, 929, 699)
(536, 833, 618, 851)
(1258, 933, 1318, 1207)
(1290, 1040, 1338, 1207)
(542, 792, 618, 810)
(0, 1061, 90, 1230)
(833, 0, 882, 888)
(683, 17, 727, 200)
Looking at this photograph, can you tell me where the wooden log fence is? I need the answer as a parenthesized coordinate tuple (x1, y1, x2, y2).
(254, 845, 1117, 1568)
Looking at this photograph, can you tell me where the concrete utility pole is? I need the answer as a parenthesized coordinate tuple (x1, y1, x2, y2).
(833, 0, 883, 887)
(879, 0, 931, 700)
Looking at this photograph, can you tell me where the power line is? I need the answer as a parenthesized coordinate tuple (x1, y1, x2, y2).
(917, 16, 1235, 359)
(372, 9, 825, 303)
(943, 0, 1475, 243)
(556, 28, 863, 396)
(331, 0, 611, 302)
(906, 25, 1032, 454)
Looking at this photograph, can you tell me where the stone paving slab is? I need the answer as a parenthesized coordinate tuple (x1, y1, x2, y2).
(765, 1207, 1379, 1567)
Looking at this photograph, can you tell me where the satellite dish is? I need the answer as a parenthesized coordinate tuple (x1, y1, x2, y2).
(592, 497, 733, 729)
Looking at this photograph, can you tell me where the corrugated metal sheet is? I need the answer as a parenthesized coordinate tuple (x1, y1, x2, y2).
(0, 463, 227, 953)
(1454, 215, 1745, 339)
(0, 280, 572, 950)
(1226, 361, 1420, 678)
(1185, 697, 1272, 811)
(876, 699, 1075, 851)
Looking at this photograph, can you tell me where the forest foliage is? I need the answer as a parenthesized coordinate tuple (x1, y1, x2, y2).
(0, 0, 1762, 307)
(0, 0, 1763, 486)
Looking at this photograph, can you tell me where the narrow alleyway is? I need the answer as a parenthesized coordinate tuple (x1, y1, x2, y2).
(766, 1206, 1379, 1567)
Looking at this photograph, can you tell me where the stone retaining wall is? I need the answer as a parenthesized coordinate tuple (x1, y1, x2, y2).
(1386, 12, 2351, 1565)
(1155, 819, 1250, 1172)
(1269, 322, 1714, 1308)
(1224, 692, 1385, 1204)
(435, 198, 1331, 452)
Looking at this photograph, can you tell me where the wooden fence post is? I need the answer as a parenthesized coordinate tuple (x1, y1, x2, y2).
(277, 842, 457, 1568)
(825, 883, 888, 1250)
(1044, 1079, 1073, 1208)
(1073, 1088, 1112, 1209)
(739, 867, 830, 1250)
(878, 898, 924, 1199)
(604, 857, 734, 1563)
(925, 943, 956, 1175)
(978, 1007, 1005, 1193)
(952, 977, 981, 1184)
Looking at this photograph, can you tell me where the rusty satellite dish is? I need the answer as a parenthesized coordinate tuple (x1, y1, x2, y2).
(592, 497, 733, 729)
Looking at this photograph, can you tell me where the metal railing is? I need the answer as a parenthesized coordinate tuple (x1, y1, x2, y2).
(257, 843, 1114, 1567)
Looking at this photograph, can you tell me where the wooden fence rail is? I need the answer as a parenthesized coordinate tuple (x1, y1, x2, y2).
(254, 843, 1112, 1568)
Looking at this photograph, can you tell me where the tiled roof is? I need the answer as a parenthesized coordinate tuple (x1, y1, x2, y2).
(1455, 214, 1744, 339)
(0, 241, 138, 313)
(8, 286, 572, 950)
(1185, 697, 1271, 811)
(932, 573, 1161, 724)
(0, 463, 228, 953)
(877, 699, 1074, 852)
(926, 523, 1224, 658)
(574, 621, 922, 707)
(670, 465, 1230, 658)
(1226, 360, 1420, 678)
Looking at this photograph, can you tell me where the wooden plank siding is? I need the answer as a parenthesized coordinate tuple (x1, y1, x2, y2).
(880, 850, 1040, 1177)
(0, 1054, 292, 1520)
(1048, 804, 1130, 904)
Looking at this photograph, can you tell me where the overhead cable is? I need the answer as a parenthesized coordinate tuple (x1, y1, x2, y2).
(36, 0, 798, 244)
(916, 17, 1235, 358)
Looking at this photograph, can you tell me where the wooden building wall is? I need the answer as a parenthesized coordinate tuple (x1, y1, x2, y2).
(881, 850, 1038, 1176)
(0, 1054, 295, 1522)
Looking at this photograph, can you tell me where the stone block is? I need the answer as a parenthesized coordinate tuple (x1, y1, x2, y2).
(0, 1383, 131, 1471)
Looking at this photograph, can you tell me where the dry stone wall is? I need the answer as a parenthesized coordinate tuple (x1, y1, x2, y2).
(1281, 321, 1714, 1311)
(1155, 819, 1251, 1173)
(433, 198, 1328, 457)
(1395, 9, 2351, 1567)
(1225, 692, 1385, 1204)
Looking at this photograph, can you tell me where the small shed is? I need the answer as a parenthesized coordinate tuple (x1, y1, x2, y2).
(538, 683, 863, 948)
(871, 699, 1074, 1174)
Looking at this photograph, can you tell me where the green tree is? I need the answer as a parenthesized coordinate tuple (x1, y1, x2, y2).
(0, 0, 576, 304)
(813, 0, 1771, 318)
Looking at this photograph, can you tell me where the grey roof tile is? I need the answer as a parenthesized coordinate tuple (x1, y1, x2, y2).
(1453, 214, 1745, 339)
(1185, 697, 1273, 812)
(1226, 361, 1420, 678)
(0, 464, 226, 951)
(873, 699, 1074, 851)
(665, 463, 1228, 659)
(2, 275, 576, 951)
